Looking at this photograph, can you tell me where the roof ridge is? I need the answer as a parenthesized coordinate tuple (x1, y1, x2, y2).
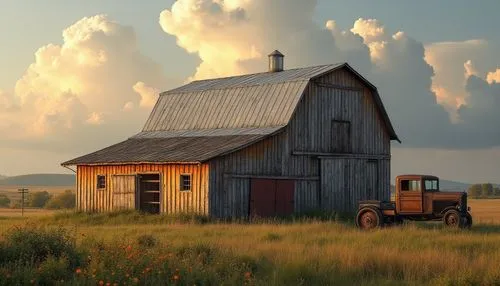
(161, 63, 345, 95)
(161, 78, 309, 95)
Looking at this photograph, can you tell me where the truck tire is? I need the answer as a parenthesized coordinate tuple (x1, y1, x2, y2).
(356, 207, 384, 230)
(443, 209, 464, 228)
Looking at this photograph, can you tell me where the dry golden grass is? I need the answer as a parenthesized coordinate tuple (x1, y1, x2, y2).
(0, 199, 499, 285)
(469, 199, 500, 223)
(0, 207, 56, 218)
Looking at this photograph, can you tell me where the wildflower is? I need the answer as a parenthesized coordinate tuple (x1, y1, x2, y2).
(244, 272, 252, 280)
(98, 280, 104, 286)
(106, 283, 111, 286)
(75, 268, 82, 274)
(126, 245, 132, 251)
(133, 278, 139, 283)
(30, 279, 35, 284)
(173, 275, 180, 281)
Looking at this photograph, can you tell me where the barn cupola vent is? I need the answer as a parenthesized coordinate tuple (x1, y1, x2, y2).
(268, 50, 284, 72)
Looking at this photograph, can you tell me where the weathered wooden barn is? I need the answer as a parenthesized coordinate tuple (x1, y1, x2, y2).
(62, 51, 399, 218)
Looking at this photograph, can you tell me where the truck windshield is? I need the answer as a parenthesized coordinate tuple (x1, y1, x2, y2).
(425, 180, 439, 191)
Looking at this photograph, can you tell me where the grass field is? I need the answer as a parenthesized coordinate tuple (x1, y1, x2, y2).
(0, 199, 499, 285)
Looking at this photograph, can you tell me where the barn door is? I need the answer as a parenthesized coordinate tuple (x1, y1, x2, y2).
(111, 175, 136, 210)
(320, 158, 350, 212)
(250, 179, 276, 217)
(250, 179, 295, 218)
(276, 180, 295, 216)
(365, 160, 378, 200)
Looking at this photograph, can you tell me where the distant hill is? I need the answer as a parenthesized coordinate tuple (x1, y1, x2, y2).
(439, 180, 470, 192)
(0, 175, 7, 180)
(0, 174, 75, 186)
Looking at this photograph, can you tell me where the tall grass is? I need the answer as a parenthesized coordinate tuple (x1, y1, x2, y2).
(1, 211, 500, 285)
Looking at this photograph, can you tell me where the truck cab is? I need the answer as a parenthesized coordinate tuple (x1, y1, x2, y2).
(356, 175, 472, 229)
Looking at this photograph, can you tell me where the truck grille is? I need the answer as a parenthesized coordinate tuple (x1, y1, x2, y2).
(461, 193, 468, 213)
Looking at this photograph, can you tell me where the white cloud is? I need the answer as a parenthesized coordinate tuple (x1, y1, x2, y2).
(0, 15, 168, 153)
(159, 0, 500, 149)
(133, 81, 159, 108)
(487, 68, 500, 84)
(425, 40, 491, 113)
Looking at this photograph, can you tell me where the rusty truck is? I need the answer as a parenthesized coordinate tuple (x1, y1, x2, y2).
(356, 175, 473, 229)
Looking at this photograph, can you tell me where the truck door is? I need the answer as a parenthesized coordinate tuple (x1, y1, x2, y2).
(397, 178, 423, 213)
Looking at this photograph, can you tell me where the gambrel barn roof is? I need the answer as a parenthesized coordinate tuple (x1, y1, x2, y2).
(62, 63, 399, 166)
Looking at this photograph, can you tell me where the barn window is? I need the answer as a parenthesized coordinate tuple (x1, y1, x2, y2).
(180, 174, 191, 192)
(331, 120, 351, 153)
(97, 175, 106, 189)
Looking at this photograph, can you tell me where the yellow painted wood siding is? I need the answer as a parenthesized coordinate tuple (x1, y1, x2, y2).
(76, 164, 209, 214)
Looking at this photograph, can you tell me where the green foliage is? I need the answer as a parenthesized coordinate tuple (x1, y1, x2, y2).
(45, 190, 75, 209)
(137, 234, 157, 248)
(468, 184, 482, 198)
(0, 225, 82, 267)
(495, 188, 500, 197)
(481, 183, 494, 198)
(42, 210, 212, 225)
(28, 191, 50, 208)
(0, 195, 10, 207)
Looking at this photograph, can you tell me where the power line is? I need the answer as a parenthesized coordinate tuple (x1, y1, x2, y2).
(18, 188, 29, 216)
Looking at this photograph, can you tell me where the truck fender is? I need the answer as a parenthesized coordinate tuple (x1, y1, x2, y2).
(439, 205, 459, 216)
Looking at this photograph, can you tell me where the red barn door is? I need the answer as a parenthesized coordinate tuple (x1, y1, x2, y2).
(250, 179, 294, 218)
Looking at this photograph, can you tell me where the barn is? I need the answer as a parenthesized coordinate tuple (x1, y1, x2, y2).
(62, 50, 399, 218)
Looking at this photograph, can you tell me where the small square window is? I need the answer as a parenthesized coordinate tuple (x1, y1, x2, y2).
(97, 175, 106, 189)
(180, 174, 191, 192)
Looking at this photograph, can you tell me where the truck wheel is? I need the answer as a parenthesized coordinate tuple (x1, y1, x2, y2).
(356, 207, 383, 230)
(443, 209, 463, 228)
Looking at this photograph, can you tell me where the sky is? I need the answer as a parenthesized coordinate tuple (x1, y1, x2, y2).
(0, 0, 499, 184)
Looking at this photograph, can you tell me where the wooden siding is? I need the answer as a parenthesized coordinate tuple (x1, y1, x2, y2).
(76, 164, 209, 214)
(209, 67, 391, 217)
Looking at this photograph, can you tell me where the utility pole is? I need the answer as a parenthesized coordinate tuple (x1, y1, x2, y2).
(18, 188, 29, 216)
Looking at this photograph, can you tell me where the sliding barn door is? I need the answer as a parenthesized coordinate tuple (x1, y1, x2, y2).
(111, 175, 136, 210)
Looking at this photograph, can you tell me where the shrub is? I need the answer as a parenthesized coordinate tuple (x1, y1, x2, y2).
(137, 234, 157, 248)
(45, 190, 75, 209)
(28, 191, 50, 208)
(0, 195, 10, 207)
(0, 225, 82, 267)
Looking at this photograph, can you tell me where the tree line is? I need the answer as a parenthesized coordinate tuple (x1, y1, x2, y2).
(0, 190, 75, 209)
(467, 183, 500, 199)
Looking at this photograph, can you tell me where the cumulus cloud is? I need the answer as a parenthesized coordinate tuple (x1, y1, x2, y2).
(487, 69, 500, 84)
(160, 1, 454, 146)
(456, 70, 500, 147)
(133, 81, 159, 108)
(1, 15, 168, 153)
(158, 0, 500, 149)
(424, 40, 489, 116)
